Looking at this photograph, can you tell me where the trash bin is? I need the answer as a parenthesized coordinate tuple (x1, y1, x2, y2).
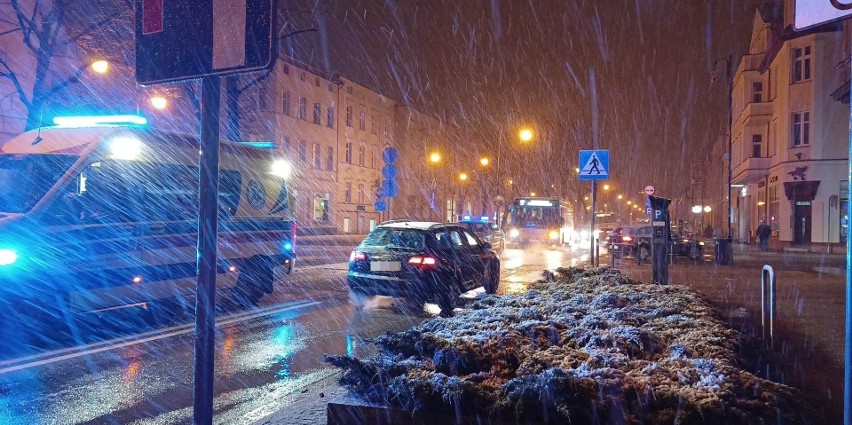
(714, 237, 733, 265)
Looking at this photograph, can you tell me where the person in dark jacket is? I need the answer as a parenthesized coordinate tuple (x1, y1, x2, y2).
(756, 221, 771, 251)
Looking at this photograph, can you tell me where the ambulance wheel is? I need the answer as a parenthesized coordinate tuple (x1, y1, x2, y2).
(235, 257, 274, 305)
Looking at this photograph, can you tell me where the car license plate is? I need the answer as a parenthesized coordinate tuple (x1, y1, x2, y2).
(370, 261, 401, 272)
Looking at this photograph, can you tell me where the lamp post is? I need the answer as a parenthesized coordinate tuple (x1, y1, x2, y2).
(427, 151, 442, 221)
(713, 55, 733, 240)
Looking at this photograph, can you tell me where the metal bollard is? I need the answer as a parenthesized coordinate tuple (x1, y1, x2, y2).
(595, 238, 600, 267)
(761, 265, 777, 350)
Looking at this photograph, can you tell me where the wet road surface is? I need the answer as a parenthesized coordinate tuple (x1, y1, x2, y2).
(0, 244, 590, 424)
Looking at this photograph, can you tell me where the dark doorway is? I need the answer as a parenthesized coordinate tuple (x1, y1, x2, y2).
(793, 201, 812, 244)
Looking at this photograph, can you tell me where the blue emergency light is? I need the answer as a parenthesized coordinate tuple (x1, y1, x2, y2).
(53, 114, 148, 128)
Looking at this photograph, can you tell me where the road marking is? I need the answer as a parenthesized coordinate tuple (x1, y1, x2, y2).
(0, 300, 321, 375)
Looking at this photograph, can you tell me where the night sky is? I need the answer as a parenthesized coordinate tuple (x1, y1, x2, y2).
(283, 0, 774, 201)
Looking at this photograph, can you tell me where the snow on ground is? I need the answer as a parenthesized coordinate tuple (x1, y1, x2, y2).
(325, 267, 817, 424)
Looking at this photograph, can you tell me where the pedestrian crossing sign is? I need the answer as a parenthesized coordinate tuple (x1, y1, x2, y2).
(578, 150, 609, 181)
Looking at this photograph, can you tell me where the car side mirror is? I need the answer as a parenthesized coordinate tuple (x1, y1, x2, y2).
(482, 242, 493, 250)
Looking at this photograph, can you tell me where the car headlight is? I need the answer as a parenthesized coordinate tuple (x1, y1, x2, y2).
(509, 228, 520, 238)
(699, 241, 705, 246)
(549, 230, 559, 239)
(0, 249, 19, 266)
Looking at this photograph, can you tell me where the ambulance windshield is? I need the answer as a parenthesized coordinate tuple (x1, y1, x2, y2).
(0, 154, 78, 214)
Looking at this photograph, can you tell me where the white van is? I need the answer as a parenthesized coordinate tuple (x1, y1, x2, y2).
(0, 121, 296, 322)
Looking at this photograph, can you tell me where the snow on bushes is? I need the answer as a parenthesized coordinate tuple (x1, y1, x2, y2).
(325, 266, 815, 424)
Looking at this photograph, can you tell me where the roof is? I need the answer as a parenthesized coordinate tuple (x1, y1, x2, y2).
(379, 221, 444, 230)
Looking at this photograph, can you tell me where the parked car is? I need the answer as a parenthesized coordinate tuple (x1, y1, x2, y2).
(347, 221, 501, 316)
(458, 217, 505, 254)
(608, 225, 704, 261)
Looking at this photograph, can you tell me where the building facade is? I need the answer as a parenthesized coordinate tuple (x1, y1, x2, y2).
(728, 3, 848, 250)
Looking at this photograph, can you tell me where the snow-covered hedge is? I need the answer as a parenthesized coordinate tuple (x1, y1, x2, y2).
(326, 267, 814, 424)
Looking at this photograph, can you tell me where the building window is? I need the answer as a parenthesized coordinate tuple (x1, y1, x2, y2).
(768, 185, 780, 237)
(792, 111, 810, 146)
(371, 113, 377, 134)
(312, 143, 321, 169)
(327, 106, 335, 128)
(345, 142, 353, 164)
(359, 111, 366, 131)
(313, 193, 330, 223)
(283, 64, 290, 74)
(282, 136, 291, 156)
(792, 45, 811, 83)
(315, 77, 320, 87)
(326, 147, 334, 171)
(752, 82, 763, 103)
(282, 92, 291, 116)
(370, 147, 376, 169)
(313, 102, 321, 124)
(358, 144, 365, 166)
(842, 181, 849, 244)
(344, 182, 352, 203)
(346, 106, 353, 127)
(752, 134, 762, 158)
(358, 183, 365, 204)
(298, 97, 307, 120)
(298, 140, 307, 163)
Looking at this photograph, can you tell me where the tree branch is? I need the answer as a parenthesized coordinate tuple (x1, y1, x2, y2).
(34, 66, 84, 104)
(10, 0, 39, 53)
(0, 54, 32, 109)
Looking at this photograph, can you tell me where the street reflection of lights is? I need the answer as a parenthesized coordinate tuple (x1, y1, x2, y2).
(545, 250, 563, 270)
(505, 281, 528, 294)
(503, 249, 524, 269)
(124, 360, 142, 381)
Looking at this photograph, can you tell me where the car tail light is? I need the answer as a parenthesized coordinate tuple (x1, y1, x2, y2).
(408, 255, 438, 267)
(350, 251, 366, 262)
(622, 236, 632, 242)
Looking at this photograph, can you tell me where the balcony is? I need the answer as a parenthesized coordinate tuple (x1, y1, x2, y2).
(732, 156, 771, 185)
(734, 102, 772, 129)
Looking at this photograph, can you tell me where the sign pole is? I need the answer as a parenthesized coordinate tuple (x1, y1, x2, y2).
(194, 75, 220, 425)
(590, 180, 596, 266)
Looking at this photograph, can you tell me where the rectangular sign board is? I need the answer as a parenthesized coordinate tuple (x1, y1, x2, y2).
(794, 0, 852, 30)
(136, 0, 274, 85)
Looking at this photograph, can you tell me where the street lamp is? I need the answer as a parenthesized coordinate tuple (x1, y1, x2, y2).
(713, 55, 733, 240)
(603, 184, 610, 191)
(479, 157, 490, 167)
(429, 152, 441, 164)
(150, 95, 168, 110)
(617, 194, 623, 200)
(459, 172, 468, 182)
(518, 128, 534, 143)
(90, 59, 110, 74)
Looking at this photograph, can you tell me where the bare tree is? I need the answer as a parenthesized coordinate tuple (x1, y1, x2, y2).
(0, 0, 132, 130)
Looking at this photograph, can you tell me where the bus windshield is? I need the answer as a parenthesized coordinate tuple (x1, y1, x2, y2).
(0, 154, 78, 214)
(512, 205, 562, 227)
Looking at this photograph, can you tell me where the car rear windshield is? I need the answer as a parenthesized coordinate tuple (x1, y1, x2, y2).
(360, 228, 426, 250)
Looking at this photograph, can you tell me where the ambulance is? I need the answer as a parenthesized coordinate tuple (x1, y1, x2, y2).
(0, 115, 296, 325)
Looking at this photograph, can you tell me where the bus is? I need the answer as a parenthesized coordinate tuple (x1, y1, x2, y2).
(506, 197, 574, 245)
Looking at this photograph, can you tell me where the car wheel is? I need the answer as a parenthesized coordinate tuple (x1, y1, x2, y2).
(483, 262, 500, 294)
(637, 245, 651, 261)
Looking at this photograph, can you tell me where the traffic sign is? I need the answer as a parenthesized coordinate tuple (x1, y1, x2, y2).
(645, 207, 652, 216)
(578, 150, 609, 181)
(382, 164, 398, 180)
(375, 199, 387, 212)
(135, 0, 274, 85)
(382, 147, 399, 164)
(381, 180, 399, 197)
(794, 0, 852, 31)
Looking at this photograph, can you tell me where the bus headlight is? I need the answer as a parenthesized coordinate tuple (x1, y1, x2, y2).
(0, 249, 19, 266)
(509, 228, 520, 238)
(549, 230, 559, 240)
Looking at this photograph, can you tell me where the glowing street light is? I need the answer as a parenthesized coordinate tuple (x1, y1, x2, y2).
(90, 60, 110, 74)
(627, 200, 632, 205)
(518, 128, 534, 143)
(704, 206, 712, 213)
(479, 157, 490, 167)
(530, 192, 536, 196)
(603, 184, 611, 191)
(617, 194, 623, 200)
(429, 152, 441, 164)
(149, 95, 168, 110)
(459, 172, 469, 182)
